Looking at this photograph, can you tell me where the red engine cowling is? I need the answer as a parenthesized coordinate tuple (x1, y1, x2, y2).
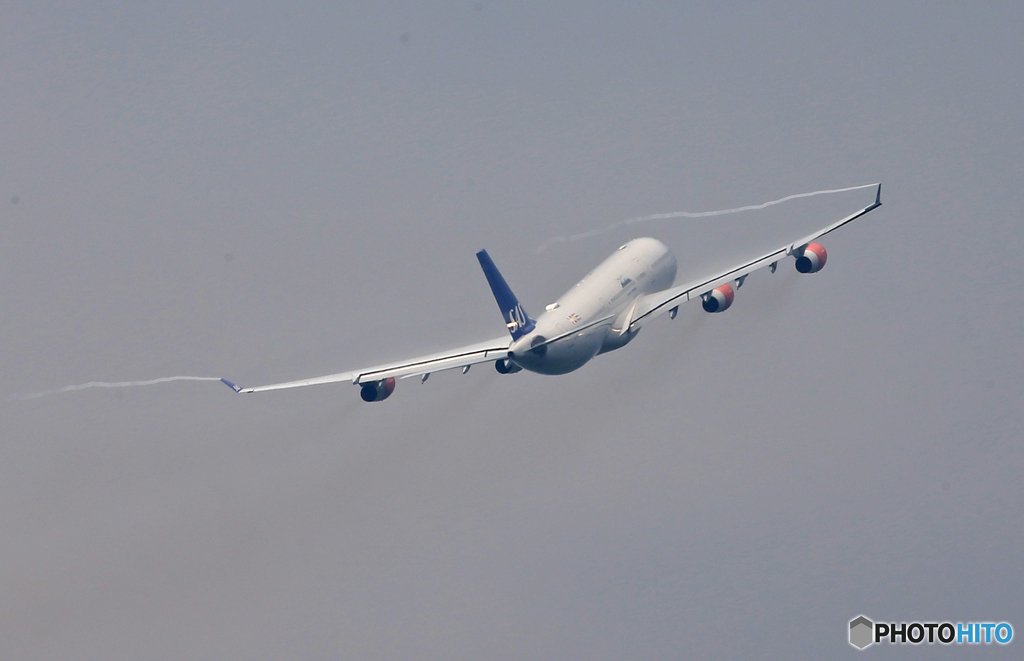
(795, 242, 828, 274)
(360, 377, 396, 402)
(702, 284, 735, 313)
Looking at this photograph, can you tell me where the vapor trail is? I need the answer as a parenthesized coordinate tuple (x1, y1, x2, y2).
(14, 376, 223, 400)
(532, 183, 877, 254)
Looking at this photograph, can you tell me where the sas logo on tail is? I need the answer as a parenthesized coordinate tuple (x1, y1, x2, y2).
(507, 304, 528, 331)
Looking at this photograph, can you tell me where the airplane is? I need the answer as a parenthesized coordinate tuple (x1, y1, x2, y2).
(222, 184, 882, 402)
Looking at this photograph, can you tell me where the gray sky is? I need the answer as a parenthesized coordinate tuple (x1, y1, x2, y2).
(2, 2, 1022, 659)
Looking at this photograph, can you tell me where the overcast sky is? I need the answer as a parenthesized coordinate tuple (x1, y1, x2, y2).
(2, 2, 1022, 659)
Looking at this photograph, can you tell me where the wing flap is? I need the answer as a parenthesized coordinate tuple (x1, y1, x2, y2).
(630, 249, 787, 325)
(629, 184, 882, 328)
(226, 336, 511, 394)
(239, 371, 355, 393)
(790, 183, 881, 252)
(355, 336, 511, 383)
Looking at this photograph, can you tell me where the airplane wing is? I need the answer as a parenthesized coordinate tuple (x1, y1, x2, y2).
(222, 249, 533, 398)
(629, 184, 882, 328)
(222, 335, 511, 394)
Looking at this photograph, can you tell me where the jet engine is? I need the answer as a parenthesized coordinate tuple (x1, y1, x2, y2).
(495, 357, 522, 374)
(360, 377, 396, 402)
(795, 242, 828, 274)
(702, 284, 735, 313)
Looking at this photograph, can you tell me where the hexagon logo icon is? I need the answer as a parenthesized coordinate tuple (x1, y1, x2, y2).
(850, 615, 874, 649)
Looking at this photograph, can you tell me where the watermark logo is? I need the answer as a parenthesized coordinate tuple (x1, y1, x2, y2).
(849, 615, 1013, 650)
(850, 616, 874, 649)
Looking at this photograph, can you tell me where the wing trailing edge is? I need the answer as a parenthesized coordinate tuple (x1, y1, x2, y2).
(629, 184, 883, 328)
(221, 336, 511, 394)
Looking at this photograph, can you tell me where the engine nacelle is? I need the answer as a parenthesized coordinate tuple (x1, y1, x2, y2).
(495, 357, 522, 374)
(360, 377, 396, 402)
(795, 242, 828, 274)
(702, 284, 735, 313)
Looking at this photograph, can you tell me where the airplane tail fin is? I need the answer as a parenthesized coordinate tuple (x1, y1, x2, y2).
(476, 249, 536, 340)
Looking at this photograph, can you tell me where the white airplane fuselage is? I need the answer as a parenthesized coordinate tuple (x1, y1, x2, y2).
(509, 237, 677, 375)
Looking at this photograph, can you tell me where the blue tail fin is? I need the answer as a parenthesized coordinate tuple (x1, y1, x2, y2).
(476, 249, 535, 340)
